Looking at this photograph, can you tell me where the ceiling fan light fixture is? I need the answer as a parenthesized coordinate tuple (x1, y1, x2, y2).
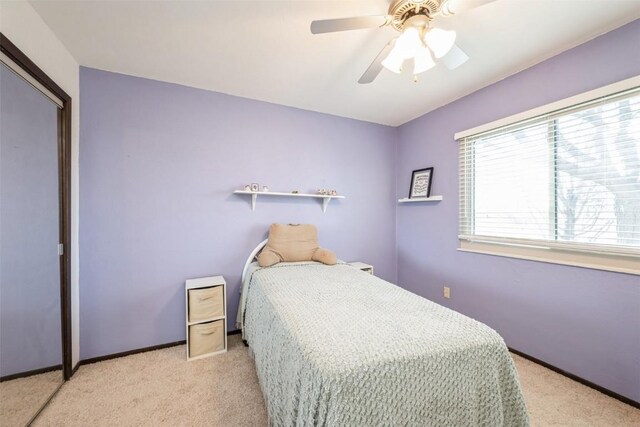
(413, 46, 435, 74)
(311, 0, 495, 84)
(424, 28, 457, 58)
(395, 26, 423, 59)
(382, 49, 405, 73)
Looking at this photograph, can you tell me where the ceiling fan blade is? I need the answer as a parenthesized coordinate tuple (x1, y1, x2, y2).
(440, 0, 495, 16)
(358, 40, 396, 84)
(440, 44, 469, 70)
(311, 15, 389, 34)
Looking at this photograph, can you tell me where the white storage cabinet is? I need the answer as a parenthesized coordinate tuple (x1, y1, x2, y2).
(185, 275, 227, 361)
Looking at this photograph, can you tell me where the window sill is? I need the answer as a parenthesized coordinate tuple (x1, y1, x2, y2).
(458, 240, 639, 276)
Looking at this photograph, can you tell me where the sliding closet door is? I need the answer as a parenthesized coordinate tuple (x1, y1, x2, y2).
(0, 61, 64, 424)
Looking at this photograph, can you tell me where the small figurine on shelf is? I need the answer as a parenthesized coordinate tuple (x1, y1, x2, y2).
(262, 186, 269, 192)
(292, 190, 299, 194)
(250, 183, 259, 192)
(243, 185, 251, 191)
(330, 190, 338, 196)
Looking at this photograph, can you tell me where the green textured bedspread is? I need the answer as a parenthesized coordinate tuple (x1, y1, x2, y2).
(240, 262, 529, 426)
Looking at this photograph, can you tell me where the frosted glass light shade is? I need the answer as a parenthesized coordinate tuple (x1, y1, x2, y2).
(382, 49, 405, 73)
(413, 46, 435, 74)
(395, 27, 423, 59)
(424, 28, 456, 58)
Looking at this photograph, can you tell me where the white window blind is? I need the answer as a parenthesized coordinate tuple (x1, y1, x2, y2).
(459, 86, 640, 258)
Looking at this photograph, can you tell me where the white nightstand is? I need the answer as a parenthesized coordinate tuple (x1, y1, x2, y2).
(349, 262, 374, 275)
(185, 275, 227, 361)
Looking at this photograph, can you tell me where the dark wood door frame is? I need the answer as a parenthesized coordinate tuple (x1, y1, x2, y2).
(1, 33, 73, 380)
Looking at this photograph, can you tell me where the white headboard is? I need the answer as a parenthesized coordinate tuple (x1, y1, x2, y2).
(241, 238, 268, 283)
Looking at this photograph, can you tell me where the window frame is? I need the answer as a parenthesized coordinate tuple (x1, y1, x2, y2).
(455, 76, 640, 276)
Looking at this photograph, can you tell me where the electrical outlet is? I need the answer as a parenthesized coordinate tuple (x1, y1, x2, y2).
(443, 286, 451, 299)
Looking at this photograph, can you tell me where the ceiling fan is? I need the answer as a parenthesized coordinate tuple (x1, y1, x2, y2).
(310, 0, 495, 84)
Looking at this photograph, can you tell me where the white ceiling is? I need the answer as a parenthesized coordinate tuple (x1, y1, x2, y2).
(30, 0, 640, 126)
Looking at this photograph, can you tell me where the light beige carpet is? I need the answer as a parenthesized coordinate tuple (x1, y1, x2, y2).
(32, 336, 639, 426)
(512, 354, 639, 426)
(0, 370, 63, 427)
(34, 335, 266, 427)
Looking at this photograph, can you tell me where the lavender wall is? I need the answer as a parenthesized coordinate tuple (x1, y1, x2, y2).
(79, 67, 398, 360)
(1, 64, 62, 376)
(396, 21, 640, 402)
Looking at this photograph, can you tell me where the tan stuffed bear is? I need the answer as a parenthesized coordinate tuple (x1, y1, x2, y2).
(257, 224, 337, 267)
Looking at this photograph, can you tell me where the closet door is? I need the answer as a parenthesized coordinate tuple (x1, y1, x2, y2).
(0, 61, 64, 425)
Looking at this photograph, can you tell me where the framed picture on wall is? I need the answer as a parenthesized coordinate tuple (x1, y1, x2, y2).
(409, 167, 433, 198)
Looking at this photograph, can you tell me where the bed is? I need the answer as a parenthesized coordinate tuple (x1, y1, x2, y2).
(237, 240, 529, 426)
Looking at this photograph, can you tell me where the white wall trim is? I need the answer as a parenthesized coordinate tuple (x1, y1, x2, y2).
(454, 75, 640, 140)
(459, 241, 639, 276)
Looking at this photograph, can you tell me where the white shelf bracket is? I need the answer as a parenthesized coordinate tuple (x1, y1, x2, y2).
(251, 193, 257, 211)
(322, 197, 330, 213)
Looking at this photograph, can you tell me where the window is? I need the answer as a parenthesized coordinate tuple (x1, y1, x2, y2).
(457, 79, 640, 274)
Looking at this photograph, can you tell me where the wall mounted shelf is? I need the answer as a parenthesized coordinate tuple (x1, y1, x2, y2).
(398, 196, 443, 203)
(233, 190, 345, 212)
